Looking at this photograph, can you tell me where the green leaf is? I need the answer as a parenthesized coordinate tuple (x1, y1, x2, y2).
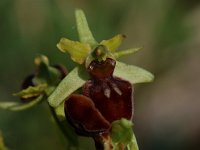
(100, 34, 125, 52)
(60, 120, 79, 147)
(111, 118, 133, 145)
(114, 61, 154, 84)
(57, 38, 91, 64)
(114, 47, 142, 59)
(75, 9, 98, 47)
(48, 65, 89, 107)
(0, 95, 43, 111)
(13, 84, 47, 99)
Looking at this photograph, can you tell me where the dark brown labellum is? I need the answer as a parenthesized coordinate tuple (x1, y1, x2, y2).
(84, 58, 133, 123)
(65, 58, 133, 135)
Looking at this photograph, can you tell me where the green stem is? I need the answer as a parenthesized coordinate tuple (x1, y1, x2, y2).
(94, 134, 113, 150)
(49, 105, 79, 148)
(49, 106, 66, 135)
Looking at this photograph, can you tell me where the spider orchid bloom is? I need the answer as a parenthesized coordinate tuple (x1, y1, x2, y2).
(48, 9, 154, 150)
(65, 55, 133, 133)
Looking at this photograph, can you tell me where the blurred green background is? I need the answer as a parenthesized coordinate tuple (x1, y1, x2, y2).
(0, 0, 200, 149)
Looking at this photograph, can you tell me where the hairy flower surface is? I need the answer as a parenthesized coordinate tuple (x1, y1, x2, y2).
(65, 58, 133, 135)
(84, 58, 133, 123)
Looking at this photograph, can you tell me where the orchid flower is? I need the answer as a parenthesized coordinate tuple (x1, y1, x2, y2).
(48, 9, 154, 150)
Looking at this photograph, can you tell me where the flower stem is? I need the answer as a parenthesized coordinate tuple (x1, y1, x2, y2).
(49, 105, 79, 148)
(94, 133, 113, 150)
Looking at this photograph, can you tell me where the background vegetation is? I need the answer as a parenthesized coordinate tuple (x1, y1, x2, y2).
(0, 0, 200, 149)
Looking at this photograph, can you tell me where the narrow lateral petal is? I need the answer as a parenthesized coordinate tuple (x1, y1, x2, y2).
(57, 38, 91, 64)
(100, 34, 125, 52)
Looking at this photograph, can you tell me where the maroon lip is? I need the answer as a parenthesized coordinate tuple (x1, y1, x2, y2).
(64, 58, 133, 136)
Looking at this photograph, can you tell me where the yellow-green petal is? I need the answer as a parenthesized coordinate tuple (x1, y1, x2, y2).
(100, 34, 126, 52)
(57, 38, 91, 64)
(13, 84, 47, 99)
(114, 47, 142, 59)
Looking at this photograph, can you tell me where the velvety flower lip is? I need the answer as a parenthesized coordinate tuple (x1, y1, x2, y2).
(65, 58, 133, 137)
(84, 58, 133, 123)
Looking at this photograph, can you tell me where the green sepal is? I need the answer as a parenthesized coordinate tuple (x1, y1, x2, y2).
(75, 9, 98, 47)
(100, 34, 125, 52)
(13, 84, 47, 99)
(48, 65, 89, 107)
(52, 105, 79, 147)
(114, 47, 142, 59)
(114, 61, 154, 84)
(57, 38, 91, 64)
(0, 95, 43, 111)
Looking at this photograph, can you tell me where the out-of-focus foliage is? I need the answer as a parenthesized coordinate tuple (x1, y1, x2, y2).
(0, 0, 200, 150)
(0, 131, 8, 150)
